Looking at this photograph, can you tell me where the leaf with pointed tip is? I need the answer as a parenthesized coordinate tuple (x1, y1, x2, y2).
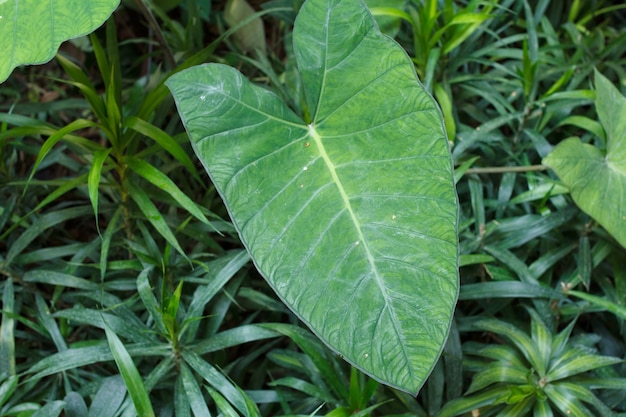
(0, 0, 120, 83)
(543, 70, 626, 248)
(166, 0, 458, 394)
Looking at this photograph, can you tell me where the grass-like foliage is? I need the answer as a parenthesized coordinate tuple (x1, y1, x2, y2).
(1, 0, 626, 416)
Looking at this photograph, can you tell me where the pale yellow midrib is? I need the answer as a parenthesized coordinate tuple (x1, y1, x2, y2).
(307, 124, 385, 290)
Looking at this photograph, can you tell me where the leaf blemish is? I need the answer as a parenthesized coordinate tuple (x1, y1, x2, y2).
(304, 142, 310, 147)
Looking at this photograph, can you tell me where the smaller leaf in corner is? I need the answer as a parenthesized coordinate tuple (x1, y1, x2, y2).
(543, 70, 626, 248)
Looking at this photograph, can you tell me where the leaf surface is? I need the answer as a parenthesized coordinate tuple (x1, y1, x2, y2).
(166, 0, 458, 394)
(543, 70, 626, 248)
(0, 0, 120, 83)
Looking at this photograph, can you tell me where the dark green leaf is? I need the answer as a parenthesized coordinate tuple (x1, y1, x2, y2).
(64, 392, 88, 417)
(0, 279, 15, 377)
(31, 401, 66, 417)
(88, 376, 127, 417)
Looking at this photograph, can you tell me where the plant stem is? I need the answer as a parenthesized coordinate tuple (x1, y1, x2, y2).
(464, 165, 548, 174)
(134, 0, 177, 70)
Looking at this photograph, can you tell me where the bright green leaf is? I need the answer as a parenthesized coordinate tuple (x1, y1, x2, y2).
(543, 70, 626, 248)
(88, 148, 112, 234)
(125, 157, 214, 229)
(366, 0, 407, 37)
(125, 179, 187, 259)
(473, 319, 546, 376)
(547, 352, 623, 382)
(0, 0, 120, 83)
(167, 0, 458, 394)
(437, 386, 511, 417)
(104, 320, 156, 417)
(0, 375, 18, 409)
(123, 116, 201, 181)
(466, 365, 529, 394)
(0, 280, 15, 378)
(544, 383, 592, 417)
(566, 289, 626, 320)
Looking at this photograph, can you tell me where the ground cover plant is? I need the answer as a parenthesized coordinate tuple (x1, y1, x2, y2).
(1, 0, 626, 416)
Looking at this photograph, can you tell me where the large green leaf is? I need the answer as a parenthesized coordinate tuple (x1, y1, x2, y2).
(543, 70, 626, 248)
(0, 0, 120, 83)
(166, 0, 458, 394)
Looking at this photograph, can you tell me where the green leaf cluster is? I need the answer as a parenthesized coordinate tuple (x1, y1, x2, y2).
(440, 310, 625, 416)
(1, 0, 626, 416)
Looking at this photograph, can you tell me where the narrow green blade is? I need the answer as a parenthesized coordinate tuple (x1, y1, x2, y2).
(104, 320, 155, 417)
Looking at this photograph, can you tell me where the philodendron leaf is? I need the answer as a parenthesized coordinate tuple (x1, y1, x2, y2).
(0, 0, 120, 83)
(166, 0, 458, 394)
(543, 70, 626, 248)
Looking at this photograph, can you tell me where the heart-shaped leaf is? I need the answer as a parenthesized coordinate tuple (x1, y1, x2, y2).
(166, 0, 458, 394)
(0, 0, 120, 83)
(543, 70, 626, 248)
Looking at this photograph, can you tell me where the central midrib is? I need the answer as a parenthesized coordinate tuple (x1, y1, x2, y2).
(307, 124, 385, 291)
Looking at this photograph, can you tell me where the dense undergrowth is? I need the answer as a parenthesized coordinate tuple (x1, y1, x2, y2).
(1, 0, 626, 416)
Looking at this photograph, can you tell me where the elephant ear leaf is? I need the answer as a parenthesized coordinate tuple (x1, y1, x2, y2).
(0, 0, 120, 83)
(543, 70, 626, 248)
(166, 0, 459, 394)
